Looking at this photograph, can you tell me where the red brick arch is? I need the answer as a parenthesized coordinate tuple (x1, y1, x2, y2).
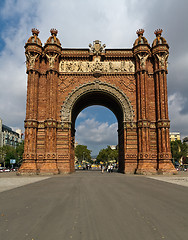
(19, 29, 176, 175)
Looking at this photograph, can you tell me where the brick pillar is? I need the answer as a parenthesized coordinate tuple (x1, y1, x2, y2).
(19, 29, 43, 174)
(124, 122, 138, 174)
(152, 31, 175, 173)
(133, 30, 157, 174)
(20, 70, 40, 173)
(36, 29, 62, 174)
(39, 64, 59, 174)
(56, 122, 74, 173)
(136, 70, 157, 174)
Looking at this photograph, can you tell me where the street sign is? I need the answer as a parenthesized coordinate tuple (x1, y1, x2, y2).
(10, 159, 16, 164)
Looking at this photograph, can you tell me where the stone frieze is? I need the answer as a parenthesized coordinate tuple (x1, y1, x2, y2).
(59, 58, 135, 73)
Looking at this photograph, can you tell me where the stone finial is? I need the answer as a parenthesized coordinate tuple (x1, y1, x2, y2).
(32, 28, 40, 36)
(154, 29, 163, 37)
(50, 28, 58, 36)
(133, 29, 148, 47)
(136, 29, 145, 36)
(152, 29, 167, 47)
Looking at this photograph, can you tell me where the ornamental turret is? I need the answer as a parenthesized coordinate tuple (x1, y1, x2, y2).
(44, 29, 62, 70)
(152, 29, 169, 72)
(133, 29, 150, 71)
(26, 28, 42, 46)
(46, 28, 61, 46)
(25, 28, 42, 71)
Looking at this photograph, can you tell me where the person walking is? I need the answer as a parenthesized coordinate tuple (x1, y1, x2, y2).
(101, 165, 105, 173)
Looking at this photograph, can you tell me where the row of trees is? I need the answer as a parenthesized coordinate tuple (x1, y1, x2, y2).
(0, 141, 24, 168)
(96, 146, 118, 164)
(171, 140, 188, 164)
(75, 141, 188, 166)
(75, 144, 92, 163)
(75, 144, 118, 165)
(0, 140, 187, 169)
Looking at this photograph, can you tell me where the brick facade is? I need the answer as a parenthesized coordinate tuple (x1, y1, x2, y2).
(19, 28, 176, 174)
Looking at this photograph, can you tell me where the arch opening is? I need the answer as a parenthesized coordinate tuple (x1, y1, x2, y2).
(75, 105, 118, 171)
(72, 91, 123, 129)
(69, 90, 128, 173)
(61, 81, 134, 173)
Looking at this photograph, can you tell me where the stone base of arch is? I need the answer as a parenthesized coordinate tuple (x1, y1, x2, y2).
(18, 158, 176, 175)
(136, 160, 158, 175)
(18, 160, 38, 175)
(157, 160, 177, 174)
(18, 159, 76, 175)
(57, 161, 75, 174)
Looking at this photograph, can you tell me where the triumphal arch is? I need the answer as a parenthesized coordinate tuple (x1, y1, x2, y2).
(19, 28, 175, 174)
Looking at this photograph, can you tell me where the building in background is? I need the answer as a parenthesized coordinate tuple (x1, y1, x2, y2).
(170, 132, 180, 142)
(110, 145, 117, 150)
(183, 137, 188, 144)
(0, 118, 23, 148)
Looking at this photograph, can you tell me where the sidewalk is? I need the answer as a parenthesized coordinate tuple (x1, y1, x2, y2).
(0, 172, 50, 192)
(147, 171, 188, 187)
(0, 171, 188, 193)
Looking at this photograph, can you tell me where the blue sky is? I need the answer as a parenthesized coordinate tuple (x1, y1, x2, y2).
(0, 0, 188, 155)
(75, 106, 118, 155)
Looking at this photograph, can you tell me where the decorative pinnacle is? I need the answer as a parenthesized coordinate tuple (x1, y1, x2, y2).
(136, 29, 144, 36)
(50, 28, 58, 36)
(154, 29, 163, 36)
(32, 28, 40, 36)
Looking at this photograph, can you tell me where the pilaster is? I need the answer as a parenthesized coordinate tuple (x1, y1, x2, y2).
(19, 29, 42, 174)
(133, 29, 157, 174)
(152, 29, 175, 174)
(123, 122, 138, 174)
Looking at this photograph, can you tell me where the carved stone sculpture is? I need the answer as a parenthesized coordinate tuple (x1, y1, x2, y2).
(26, 52, 38, 68)
(89, 40, 106, 55)
(46, 53, 57, 68)
(156, 53, 169, 69)
(59, 60, 135, 73)
(137, 54, 149, 70)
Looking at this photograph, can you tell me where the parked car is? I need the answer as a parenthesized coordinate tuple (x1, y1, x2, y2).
(3, 168, 10, 172)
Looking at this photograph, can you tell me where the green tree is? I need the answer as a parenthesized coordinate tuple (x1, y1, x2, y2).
(75, 145, 92, 163)
(0, 146, 7, 167)
(96, 146, 118, 164)
(16, 141, 24, 166)
(0, 142, 24, 168)
(4, 145, 17, 167)
(171, 140, 188, 164)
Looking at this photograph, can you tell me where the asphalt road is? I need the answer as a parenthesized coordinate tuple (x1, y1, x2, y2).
(0, 171, 188, 240)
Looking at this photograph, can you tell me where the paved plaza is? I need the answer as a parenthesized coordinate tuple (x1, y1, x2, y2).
(0, 171, 188, 240)
(1, 171, 188, 192)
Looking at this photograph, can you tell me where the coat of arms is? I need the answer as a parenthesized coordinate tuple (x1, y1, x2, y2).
(89, 40, 106, 55)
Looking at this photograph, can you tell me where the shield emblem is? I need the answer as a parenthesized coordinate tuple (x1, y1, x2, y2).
(94, 40, 101, 54)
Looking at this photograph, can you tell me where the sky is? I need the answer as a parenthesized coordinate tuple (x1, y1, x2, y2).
(0, 0, 188, 155)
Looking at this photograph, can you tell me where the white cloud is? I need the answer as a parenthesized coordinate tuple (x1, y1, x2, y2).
(0, 0, 188, 141)
(76, 118, 118, 154)
(77, 112, 87, 119)
(169, 93, 188, 139)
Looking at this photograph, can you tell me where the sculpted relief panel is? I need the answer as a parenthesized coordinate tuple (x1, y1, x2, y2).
(59, 57, 135, 73)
